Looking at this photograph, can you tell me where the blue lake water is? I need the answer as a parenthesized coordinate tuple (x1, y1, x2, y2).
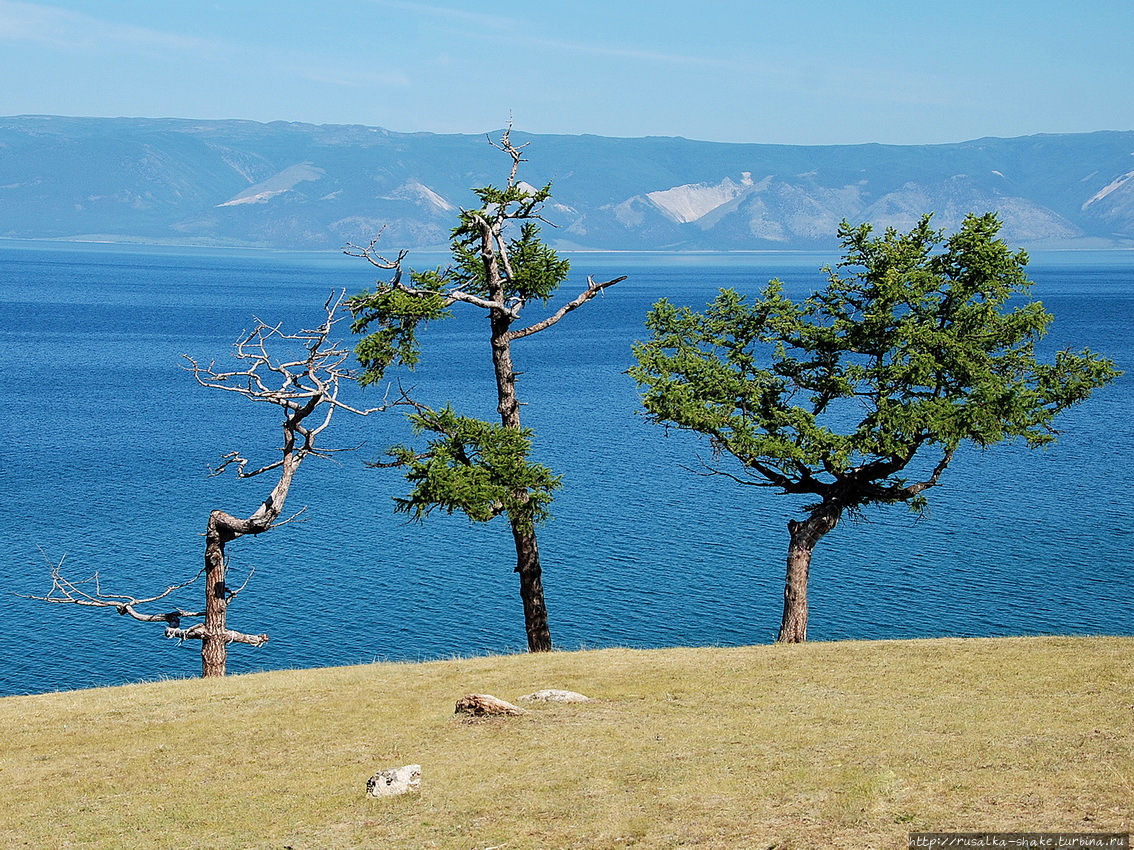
(0, 241, 1131, 696)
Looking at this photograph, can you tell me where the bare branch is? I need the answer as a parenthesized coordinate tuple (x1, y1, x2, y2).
(208, 451, 283, 479)
(186, 290, 384, 482)
(265, 506, 308, 530)
(488, 118, 527, 189)
(447, 286, 515, 315)
(510, 275, 627, 340)
(165, 623, 268, 646)
(680, 457, 776, 487)
(21, 550, 206, 627)
(343, 229, 408, 284)
(351, 236, 519, 319)
(27, 292, 388, 679)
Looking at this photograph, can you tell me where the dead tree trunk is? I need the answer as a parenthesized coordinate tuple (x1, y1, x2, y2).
(184, 302, 382, 677)
(195, 407, 308, 676)
(778, 504, 841, 643)
(201, 513, 273, 677)
(30, 294, 378, 680)
(202, 515, 233, 678)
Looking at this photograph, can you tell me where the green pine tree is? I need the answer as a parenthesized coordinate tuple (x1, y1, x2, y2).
(347, 130, 624, 651)
(631, 213, 1120, 642)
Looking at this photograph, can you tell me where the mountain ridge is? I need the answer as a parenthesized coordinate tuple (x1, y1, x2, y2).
(2, 115, 1133, 251)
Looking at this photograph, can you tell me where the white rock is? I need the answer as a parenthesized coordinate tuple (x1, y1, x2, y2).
(518, 689, 591, 703)
(366, 764, 421, 798)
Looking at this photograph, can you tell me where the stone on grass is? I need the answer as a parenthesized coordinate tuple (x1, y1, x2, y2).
(518, 689, 591, 703)
(366, 764, 421, 798)
(454, 693, 526, 717)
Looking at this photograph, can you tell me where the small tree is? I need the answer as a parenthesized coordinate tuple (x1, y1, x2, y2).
(630, 214, 1120, 642)
(346, 130, 625, 652)
(31, 293, 379, 676)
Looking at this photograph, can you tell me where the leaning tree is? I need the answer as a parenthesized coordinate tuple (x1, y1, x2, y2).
(630, 213, 1120, 643)
(31, 293, 379, 676)
(346, 129, 625, 652)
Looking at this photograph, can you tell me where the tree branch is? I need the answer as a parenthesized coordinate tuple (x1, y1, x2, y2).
(510, 275, 627, 340)
(186, 290, 384, 498)
(447, 286, 515, 316)
(681, 457, 776, 487)
(489, 119, 527, 188)
(164, 623, 268, 646)
(20, 551, 206, 629)
(900, 447, 956, 497)
(343, 231, 408, 284)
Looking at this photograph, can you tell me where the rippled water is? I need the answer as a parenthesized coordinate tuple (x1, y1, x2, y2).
(1, 242, 1130, 695)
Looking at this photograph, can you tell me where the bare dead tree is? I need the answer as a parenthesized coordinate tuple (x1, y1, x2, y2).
(28, 292, 381, 678)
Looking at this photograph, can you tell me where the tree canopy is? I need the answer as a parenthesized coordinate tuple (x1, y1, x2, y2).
(383, 402, 561, 534)
(630, 213, 1121, 641)
(346, 130, 624, 651)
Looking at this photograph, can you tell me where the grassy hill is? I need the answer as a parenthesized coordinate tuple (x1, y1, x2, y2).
(2, 636, 1131, 849)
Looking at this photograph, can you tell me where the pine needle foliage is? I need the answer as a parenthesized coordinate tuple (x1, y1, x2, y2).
(345, 130, 624, 651)
(346, 177, 571, 530)
(630, 212, 1120, 641)
(385, 405, 561, 532)
(631, 213, 1120, 513)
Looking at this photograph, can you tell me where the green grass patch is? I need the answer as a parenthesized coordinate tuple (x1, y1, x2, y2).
(2, 636, 1132, 848)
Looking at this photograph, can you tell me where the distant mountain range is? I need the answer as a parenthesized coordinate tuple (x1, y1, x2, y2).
(2, 115, 1133, 252)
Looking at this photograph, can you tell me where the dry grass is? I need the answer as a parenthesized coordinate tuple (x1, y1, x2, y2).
(2, 636, 1131, 849)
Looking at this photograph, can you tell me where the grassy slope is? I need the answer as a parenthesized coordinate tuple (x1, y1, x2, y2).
(2, 636, 1131, 849)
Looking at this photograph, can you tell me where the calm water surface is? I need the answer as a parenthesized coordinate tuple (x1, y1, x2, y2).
(0, 241, 1130, 695)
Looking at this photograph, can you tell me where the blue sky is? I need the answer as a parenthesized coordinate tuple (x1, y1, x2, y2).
(1, 0, 1130, 145)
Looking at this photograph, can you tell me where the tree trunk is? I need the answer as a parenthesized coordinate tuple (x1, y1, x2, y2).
(198, 450, 301, 676)
(201, 512, 233, 677)
(490, 308, 553, 652)
(490, 311, 522, 429)
(777, 504, 841, 643)
(512, 521, 552, 652)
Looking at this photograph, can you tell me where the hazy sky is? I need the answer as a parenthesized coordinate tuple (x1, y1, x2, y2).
(1, 0, 1130, 145)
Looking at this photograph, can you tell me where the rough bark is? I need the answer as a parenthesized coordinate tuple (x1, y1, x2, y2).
(201, 518, 231, 677)
(511, 519, 552, 652)
(489, 286, 553, 652)
(199, 420, 303, 676)
(777, 504, 841, 643)
(491, 310, 522, 428)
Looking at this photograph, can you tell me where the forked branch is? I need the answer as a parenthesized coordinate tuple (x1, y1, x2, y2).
(21, 550, 205, 629)
(184, 290, 381, 419)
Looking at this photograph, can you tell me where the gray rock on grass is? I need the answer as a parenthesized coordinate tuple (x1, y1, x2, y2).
(366, 764, 421, 798)
(518, 689, 591, 703)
